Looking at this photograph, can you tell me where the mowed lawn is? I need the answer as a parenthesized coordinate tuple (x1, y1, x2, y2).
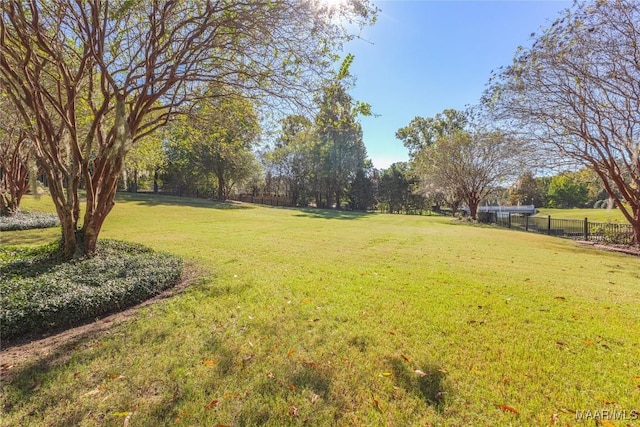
(2, 194, 640, 426)
(534, 207, 627, 223)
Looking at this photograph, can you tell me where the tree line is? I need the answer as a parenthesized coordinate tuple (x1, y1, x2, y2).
(2, 0, 640, 246)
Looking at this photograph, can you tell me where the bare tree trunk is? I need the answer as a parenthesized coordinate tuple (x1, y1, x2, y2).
(632, 206, 640, 246)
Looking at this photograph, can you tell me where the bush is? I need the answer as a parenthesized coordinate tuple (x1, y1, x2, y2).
(0, 210, 60, 231)
(0, 240, 183, 339)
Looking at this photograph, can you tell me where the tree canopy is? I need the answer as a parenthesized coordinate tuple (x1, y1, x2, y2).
(484, 0, 640, 243)
(0, 0, 377, 257)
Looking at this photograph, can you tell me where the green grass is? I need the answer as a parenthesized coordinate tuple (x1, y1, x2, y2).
(2, 193, 640, 426)
(534, 207, 627, 223)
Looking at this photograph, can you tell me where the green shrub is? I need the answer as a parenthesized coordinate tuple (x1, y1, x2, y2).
(0, 240, 183, 339)
(0, 210, 60, 231)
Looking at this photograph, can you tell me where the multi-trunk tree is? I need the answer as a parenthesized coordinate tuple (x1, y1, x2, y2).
(415, 129, 521, 220)
(485, 0, 640, 243)
(0, 91, 33, 215)
(0, 0, 376, 257)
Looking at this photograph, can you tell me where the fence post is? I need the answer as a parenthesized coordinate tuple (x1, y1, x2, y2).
(547, 215, 551, 235)
(525, 215, 529, 232)
(508, 212, 511, 229)
(584, 217, 588, 241)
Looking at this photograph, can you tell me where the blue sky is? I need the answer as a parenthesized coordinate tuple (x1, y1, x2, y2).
(344, 0, 572, 169)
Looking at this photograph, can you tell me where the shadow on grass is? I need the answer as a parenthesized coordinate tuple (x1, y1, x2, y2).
(115, 192, 254, 210)
(0, 230, 60, 247)
(1, 327, 115, 424)
(1, 327, 190, 427)
(292, 207, 374, 220)
(386, 356, 448, 412)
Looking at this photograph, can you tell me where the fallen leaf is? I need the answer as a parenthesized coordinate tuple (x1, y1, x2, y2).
(267, 372, 275, 379)
(287, 349, 295, 358)
(381, 372, 392, 377)
(123, 412, 132, 427)
(599, 397, 616, 404)
(204, 399, 219, 410)
(496, 404, 519, 415)
(600, 421, 615, 427)
(401, 354, 411, 364)
(583, 340, 594, 346)
(414, 369, 427, 377)
(555, 341, 568, 347)
(107, 374, 125, 380)
(202, 360, 217, 366)
(311, 394, 319, 404)
(550, 413, 559, 424)
(288, 384, 298, 391)
(31, 381, 42, 392)
(554, 296, 566, 301)
(372, 396, 382, 412)
(0, 364, 14, 371)
(632, 376, 640, 381)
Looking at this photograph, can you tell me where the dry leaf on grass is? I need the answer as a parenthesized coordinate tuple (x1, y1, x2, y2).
(496, 404, 519, 415)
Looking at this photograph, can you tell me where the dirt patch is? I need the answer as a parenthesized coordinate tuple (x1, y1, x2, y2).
(575, 240, 640, 257)
(0, 263, 202, 379)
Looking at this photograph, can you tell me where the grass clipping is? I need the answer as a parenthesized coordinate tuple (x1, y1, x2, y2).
(0, 240, 183, 340)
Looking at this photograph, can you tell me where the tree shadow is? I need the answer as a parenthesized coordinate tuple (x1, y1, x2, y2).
(385, 356, 448, 412)
(0, 229, 60, 246)
(115, 192, 253, 210)
(292, 207, 374, 220)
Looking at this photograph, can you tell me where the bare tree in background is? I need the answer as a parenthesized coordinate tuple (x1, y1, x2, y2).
(485, 0, 640, 244)
(0, 0, 376, 257)
(415, 130, 521, 220)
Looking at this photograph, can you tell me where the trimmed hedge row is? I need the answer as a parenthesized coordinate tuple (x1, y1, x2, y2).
(0, 210, 60, 231)
(0, 240, 183, 339)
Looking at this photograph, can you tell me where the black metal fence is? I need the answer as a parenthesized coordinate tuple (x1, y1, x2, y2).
(488, 213, 634, 245)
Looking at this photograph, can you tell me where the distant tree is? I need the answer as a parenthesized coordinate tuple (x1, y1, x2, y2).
(378, 162, 411, 214)
(267, 115, 317, 206)
(123, 133, 165, 193)
(415, 130, 521, 219)
(191, 93, 261, 200)
(0, 0, 376, 257)
(348, 164, 375, 211)
(315, 67, 370, 209)
(546, 175, 589, 209)
(485, 0, 640, 243)
(509, 172, 543, 207)
(395, 109, 467, 158)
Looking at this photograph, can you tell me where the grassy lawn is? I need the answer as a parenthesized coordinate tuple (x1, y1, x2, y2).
(2, 194, 640, 426)
(534, 207, 627, 223)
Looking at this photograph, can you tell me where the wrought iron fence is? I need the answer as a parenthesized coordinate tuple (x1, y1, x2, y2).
(490, 213, 634, 245)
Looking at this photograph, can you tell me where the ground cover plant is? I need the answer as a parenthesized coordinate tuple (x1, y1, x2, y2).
(0, 210, 60, 232)
(0, 239, 183, 339)
(2, 194, 639, 426)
